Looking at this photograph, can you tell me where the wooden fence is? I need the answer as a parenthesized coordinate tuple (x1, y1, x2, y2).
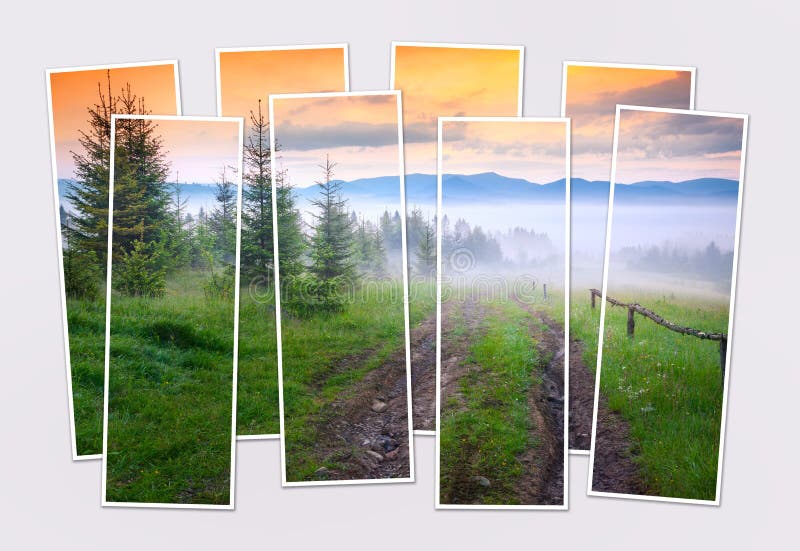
(590, 288, 728, 381)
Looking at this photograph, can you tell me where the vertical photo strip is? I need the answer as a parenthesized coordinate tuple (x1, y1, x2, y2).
(269, 91, 413, 486)
(589, 106, 747, 504)
(436, 117, 569, 509)
(216, 44, 349, 439)
(46, 61, 181, 460)
(391, 42, 524, 433)
(101, 115, 243, 508)
(560, 62, 695, 453)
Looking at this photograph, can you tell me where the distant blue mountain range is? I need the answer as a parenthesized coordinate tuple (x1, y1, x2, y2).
(292, 173, 739, 205)
(58, 180, 220, 216)
(59, 173, 740, 213)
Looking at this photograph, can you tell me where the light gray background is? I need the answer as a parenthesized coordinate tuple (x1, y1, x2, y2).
(1, 0, 796, 548)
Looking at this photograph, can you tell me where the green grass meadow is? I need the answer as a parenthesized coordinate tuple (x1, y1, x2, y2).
(104, 270, 235, 505)
(596, 291, 728, 501)
(281, 279, 411, 482)
(236, 293, 279, 436)
(66, 297, 107, 456)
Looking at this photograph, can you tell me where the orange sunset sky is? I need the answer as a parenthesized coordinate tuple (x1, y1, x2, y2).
(564, 64, 694, 182)
(50, 63, 179, 180)
(441, 120, 567, 182)
(271, 93, 401, 187)
(393, 45, 522, 174)
(133, 118, 241, 184)
(218, 47, 347, 124)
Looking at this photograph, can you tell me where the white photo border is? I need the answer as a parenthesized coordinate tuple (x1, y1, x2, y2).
(269, 90, 415, 487)
(45, 60, 182, 461)
(559, 61, 697, 455)
(587, 105, 748, 505)
(214, 43, 350, 441)
(434, 116, 570, 510)
(391, 41, 525, 436)
(100, 114, 244, 510)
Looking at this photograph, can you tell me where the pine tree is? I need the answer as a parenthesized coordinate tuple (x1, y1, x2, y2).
(114, 238, 166, 297)
(167, 172, 191, 268)
(65, 70, 116, 265)
(114, 86, 170, 244)
(354, 216, 372, 272)
(372, 221, 388, 278)
(440, 214, 453, 261)
(240, 100, 274, 285)
(377, 209, 402, 263)
(415, 216, 436, 277)
(308, 156, 354, 282)
(211, 166, 237, 264)
(61, 208, 101, 299)
(108, 153, 147, 262)
(190, 206, 215, 269)
(67, 73, 170, 266)
(274, 168, 305, 280)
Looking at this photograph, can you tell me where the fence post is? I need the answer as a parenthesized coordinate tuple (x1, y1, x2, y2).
(719, 337, 727, 384)
(627, 307, 635, 337)
(543, 284, 547, 300)
(590, 290, 596, 309)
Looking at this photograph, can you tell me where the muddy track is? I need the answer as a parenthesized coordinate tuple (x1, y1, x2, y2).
(408, 313, 437, 431)
(439, 297, 486, 415)
(306, 341, 411, 482)
(568, 340, 595, 450)
(439, 297, 564, 505)
(438, 296, 490, 504)
(567, 337, 644, 493)
(591, 394, 645, 494)
(514, 302, 565, 506)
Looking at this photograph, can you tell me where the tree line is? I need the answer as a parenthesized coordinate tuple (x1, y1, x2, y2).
(616, 241, 734, 282)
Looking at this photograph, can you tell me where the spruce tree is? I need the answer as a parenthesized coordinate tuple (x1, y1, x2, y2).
(308, 156, 354, 282)
(240, 100, 274, 285)
(274, 168, 305, 280)
(61, 208, 101, 299)
(114, 86, 170, 244)
(114, 238, 166, 297)
(65, 71, 116, 265)
(372, 222, 388, 278)
(211, 166, 237, 264)
(415, 217, 436, 277)
(66, 71, 170, 266)
(167, 172, 191, 268)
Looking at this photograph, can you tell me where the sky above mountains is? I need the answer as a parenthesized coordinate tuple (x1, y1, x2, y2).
(272, 93, 402, 187)
(564, 64, 694, 182)
(51, 64, 178, 180)
(615, 110, 745, 183)
(440, 119, 567, 182)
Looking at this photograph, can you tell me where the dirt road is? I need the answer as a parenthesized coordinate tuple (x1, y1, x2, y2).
(305, 341, 412, 482)
(568, 336, 644, 494)
(408, 313, 437, 432)
(439, 297, 565, 505)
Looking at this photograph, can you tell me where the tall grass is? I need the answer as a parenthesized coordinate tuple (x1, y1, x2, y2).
(104, 270, 235, 505)
(597, 292, 727, 501)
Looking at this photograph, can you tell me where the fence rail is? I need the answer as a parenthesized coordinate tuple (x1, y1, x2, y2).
(590, 288, 727, 380)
